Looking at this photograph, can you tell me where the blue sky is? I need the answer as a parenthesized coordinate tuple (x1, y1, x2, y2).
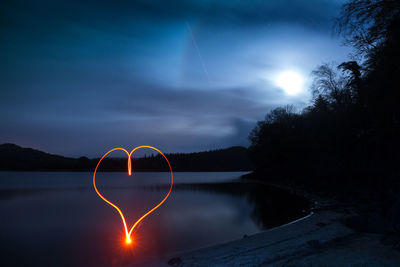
(0, 0, 351, 157)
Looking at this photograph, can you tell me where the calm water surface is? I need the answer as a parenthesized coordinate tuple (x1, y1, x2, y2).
(0, 171, 308, 266)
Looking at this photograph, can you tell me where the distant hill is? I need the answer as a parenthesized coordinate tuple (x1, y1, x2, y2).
(0, 144, 253, 172)
(0, 144, 90, 171)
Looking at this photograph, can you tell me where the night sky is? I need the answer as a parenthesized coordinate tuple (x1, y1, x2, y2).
(1, 0, 350, 157)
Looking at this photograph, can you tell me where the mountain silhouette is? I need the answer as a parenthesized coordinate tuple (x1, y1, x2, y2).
(0, 144, 253, 172)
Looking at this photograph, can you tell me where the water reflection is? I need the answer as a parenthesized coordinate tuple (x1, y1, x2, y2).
(144, 181, 310, 230)
(0, 172, 309, 266)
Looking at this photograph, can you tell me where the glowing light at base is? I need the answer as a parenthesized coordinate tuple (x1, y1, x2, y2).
(93, 146, 173, 245)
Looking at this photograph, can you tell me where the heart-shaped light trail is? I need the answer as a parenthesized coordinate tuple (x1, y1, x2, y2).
(93, 146, 173, 245)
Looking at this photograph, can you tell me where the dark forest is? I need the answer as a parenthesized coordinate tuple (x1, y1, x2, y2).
(246, 0, 400, 227)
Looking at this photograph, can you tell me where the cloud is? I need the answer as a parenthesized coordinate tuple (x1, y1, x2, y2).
(0, 0, 350, 156)
(2, 0, 344, 30)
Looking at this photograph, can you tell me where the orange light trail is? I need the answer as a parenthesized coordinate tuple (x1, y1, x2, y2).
(93, 146, 173, 245)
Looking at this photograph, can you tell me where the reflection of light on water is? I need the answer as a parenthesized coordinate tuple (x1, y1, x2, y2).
(0, 171, 308, 266)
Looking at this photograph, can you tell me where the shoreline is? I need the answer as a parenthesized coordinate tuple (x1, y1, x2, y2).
(147, 210, 400, 267)
(133, 178, 400, 266)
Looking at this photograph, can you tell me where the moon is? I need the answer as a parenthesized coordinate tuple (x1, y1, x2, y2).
(276, 71, 303, 95)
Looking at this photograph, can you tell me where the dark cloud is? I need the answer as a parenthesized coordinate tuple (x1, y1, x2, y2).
(0, 0, 349, 156)
(2, 0, 343, 29)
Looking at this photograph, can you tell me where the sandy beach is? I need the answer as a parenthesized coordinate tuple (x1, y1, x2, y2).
(135, 193, 400, 267)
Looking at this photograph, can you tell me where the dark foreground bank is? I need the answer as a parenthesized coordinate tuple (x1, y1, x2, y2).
(143, 177, 400, 266)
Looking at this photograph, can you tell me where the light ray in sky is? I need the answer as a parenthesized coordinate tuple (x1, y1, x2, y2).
(186, 21, 212, 85)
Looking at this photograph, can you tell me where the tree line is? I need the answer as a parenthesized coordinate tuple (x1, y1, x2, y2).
(0, 144, 252, 172)
(247, 0, 400, 196)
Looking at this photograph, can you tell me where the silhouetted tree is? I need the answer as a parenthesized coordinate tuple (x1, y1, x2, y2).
(311, 62, 356, 112)
(312, 95, 330, 114)
(335, 0, 400, 58)
(248, 0, 400, 196)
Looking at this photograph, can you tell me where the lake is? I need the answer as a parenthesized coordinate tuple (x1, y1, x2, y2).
(0, 171, 309, 266)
